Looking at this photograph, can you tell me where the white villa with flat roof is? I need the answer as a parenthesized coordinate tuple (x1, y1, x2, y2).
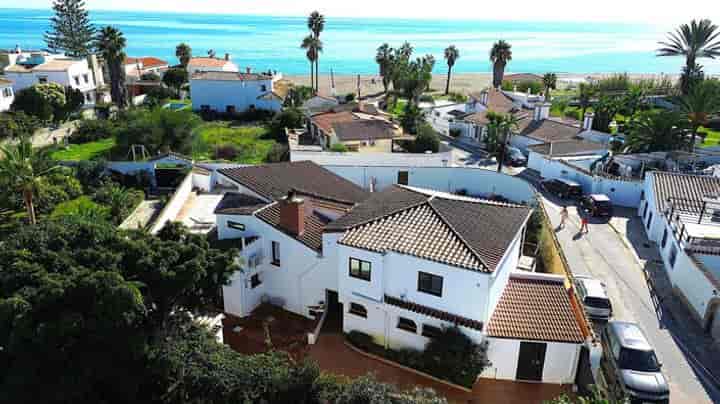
(190, 70, 283, 114)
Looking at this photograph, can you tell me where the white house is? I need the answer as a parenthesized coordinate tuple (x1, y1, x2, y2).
(3, 55, 104, 105)
(0, 78, 14, 112)
(190, 70, 283, 114)
(186, 56, 239, 76)
(639, 171, 720, 342)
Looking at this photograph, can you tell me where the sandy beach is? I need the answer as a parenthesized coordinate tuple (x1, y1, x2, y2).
(284, 72, 679, 98)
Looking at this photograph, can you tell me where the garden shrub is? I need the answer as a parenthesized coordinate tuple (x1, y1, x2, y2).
(345, 93, 356, 103)
(269, 108, 303, 140)
(71, 119, 116, 144)
(347, 330, 375, 351)
(422, 326, 490, 387)
(330, 143, 349, 152)
(34, 168, 83, 214)
(412, 124, 440, 153)
(449, 128, 461, 138)
(419, 94, 434, 103)
(265, 143, 289, 163)
(214, 144, 238, 160)
(564, 109, 581, 121)
(446, 92, 468, 103)
(51, 195, 110, 222)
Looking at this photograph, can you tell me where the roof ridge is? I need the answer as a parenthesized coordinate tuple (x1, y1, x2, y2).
(398, 185, 528, 209)
(342, 195, 430, 231)
(426, 199, 490, 271)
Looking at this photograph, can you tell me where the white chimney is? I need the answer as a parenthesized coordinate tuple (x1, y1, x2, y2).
(225, 53, 231, 61)
(534, 102, 551, 121)
(582, 112, 595, 131)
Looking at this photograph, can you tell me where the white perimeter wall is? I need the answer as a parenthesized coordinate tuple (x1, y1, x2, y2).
(149, 172, 193, 234)
(324, 165, 536, 205)
(482, 338, 581, 384)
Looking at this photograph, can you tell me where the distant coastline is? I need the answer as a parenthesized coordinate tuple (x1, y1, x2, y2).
(2, 8, 719, 75)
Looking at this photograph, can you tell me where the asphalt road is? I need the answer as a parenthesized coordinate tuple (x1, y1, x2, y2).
(541, 193, 720, 404)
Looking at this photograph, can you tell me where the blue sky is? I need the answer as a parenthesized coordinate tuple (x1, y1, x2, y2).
(1, 0, 718, 23)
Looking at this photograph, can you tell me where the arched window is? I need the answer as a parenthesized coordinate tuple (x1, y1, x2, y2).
(349, 303, 367, 318)
(397, 317, 417, 333)
(661, 229, 668, 249)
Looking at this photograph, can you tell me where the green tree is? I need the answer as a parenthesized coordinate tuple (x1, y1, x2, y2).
(677, 79, 719, 150)
(490, 40, 512, 88)
(578, 82, 596, 118)
(592, 95, 622, 133)
(44, 0, 95, 57)
(301, 35, 322, 94)
(376, 43, 395, 95)
(162, 67, 189, 97)
(412, 123, 440, 153)
(114, 107, 200, 156)
(12, 84, 65, 122)
(657, 19, 720, 94)
(96, 26, 128, 108)
(175, 42, 192, 68)
(542, 73, 557, 100)
(443, 45, 459, 95)
(422, 326, 491, 387)
(625, 110, 690, 153)
(485, 111, 519, 172)
(307, 11, 325, 92)
(0, 139, 56, 224)
(0, 112, 39, 140)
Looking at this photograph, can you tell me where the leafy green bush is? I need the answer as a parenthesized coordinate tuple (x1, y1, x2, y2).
(422, 326, 490, 387)
(213, 144, 239, 160)
(93, 181, 144, 224)
(265, 143, 289, 163)
(330, 143, 349, 152)
(35, 168, 83, 214)
(71, 118, 117, 144)
(114, 107, 201, 156)
(269, 108, 303, 140)
(446, 92, 468, 103)
(51, 195, 110, 221)
(144, 86, 176, 108)
(345, 93, 356, 103)
(449, 128, 461, 138)
(411, 124, 440, 153)
(419, 94, 435, 103)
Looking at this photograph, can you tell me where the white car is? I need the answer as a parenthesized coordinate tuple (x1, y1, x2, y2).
(574, 275, 613, 320)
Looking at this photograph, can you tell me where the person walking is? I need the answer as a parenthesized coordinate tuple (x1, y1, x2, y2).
(580, 215, 589, 234)
(559, 206, 569, 229)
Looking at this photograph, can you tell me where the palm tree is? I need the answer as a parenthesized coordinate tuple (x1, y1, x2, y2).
(625, 110, 690, 153)
(490, 40, 512, 88)
(175, 43, 192, 68)
(301, 35, 322, 94)
(542, 73, 557, 101)
(444, 45, 459, 95)
(578, 82, 595, 118)
(207, 49, 216, 59)
(95, 26, 128, 108)
(0, 138, 56, 225)
(308, 11, 325, 93)
(486, 111, 519, 172)
(376, 43, 394, 95)
(657, 19, 720, 94)
(677, 81, 720, 151)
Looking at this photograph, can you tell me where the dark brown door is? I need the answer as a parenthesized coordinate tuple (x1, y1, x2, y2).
(397, 171, 409, 185)
(516, 342, 547, 381)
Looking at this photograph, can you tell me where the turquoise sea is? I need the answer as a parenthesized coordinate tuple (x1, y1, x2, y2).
(1, 8, 717, 75)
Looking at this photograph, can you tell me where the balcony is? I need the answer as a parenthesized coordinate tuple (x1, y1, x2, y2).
(666, 197, 720, 254)
(238, 236, 264, 270)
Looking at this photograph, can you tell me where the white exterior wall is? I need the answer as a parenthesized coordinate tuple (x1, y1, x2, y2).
(488, 229, 524, 317)
(482, 338, 581, 384)
(6, 59, 97, 103)
(0, 84, 13, 112)
(190, 78, 280, 112)
(324, 166, 537, 206)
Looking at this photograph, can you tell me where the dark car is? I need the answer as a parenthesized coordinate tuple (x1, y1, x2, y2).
(601, 321, 669, 403)
(541, 178, 583, 199)
(504, 146, 527, 167)
(580, 194, 613, 217)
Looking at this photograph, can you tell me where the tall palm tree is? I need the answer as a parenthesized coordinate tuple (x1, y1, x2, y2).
(376, 43, 394, 95)
(175, 43, 192, 68)
(95, 26, 128, 108)
(657, 19, 720, 94)
(490, 40, 512, 88)
(486, 111, 519, 172)
(444, 45, 459, 95)
(308, 11, 325, 93)
(301, 35, 322, 94)
(0, 138, 56, 225)
(625, 110, 690, 153)
(542, 73, 557, 101)
(677, 81, 720, 151)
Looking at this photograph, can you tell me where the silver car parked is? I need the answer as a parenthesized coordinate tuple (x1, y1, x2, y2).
(574, 275, 613, 320)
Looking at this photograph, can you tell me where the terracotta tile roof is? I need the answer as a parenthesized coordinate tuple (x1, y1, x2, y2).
(311, 111, 356, 133)
(384, 295, 484, 331)
(327, 185, 428, 231)
(191, 71, 271, 81)
(528, 140, 607, 156)
(255, 202, 329, 251)
(487, 275, 586, 343)
(217, 161, 369, 205)
(124, 57, 168, 68)
(516, 117, 582, 143)
(337, 186, 532, 272)
(214, 193, 269, 215)
(651, 171, 720, 213)
(486, 88, 517, 113)
(332, 120, 397, 142)
(188, 57, 231, 68)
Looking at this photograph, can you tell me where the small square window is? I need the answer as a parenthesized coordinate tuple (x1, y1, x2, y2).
(422, 324, 442, 339)
(250, 274, 262, 288)
(228, 221, 245, 231)
(661, 229, 668, 249)
(669, 244, 678, 269)
(349, 258, 371, 281)
(397, 317, 417, 333)
(271, 241, 280, 266)
(38, 76, 48, 84)
(349, 303, 367, 318)
(418, 272, 443, 297)
(83, 74, 89, 83)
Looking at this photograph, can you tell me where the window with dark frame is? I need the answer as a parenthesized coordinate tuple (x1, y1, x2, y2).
(397, 317, 417, 333)
(643, 203, 649, 220)
(250, 274, 262, 288)
(349, 258, 372, 281)
(422, 324, 442, 339)
(271, 241, 280, 266)
(349, 303, 367, 318)
(397, 171, 409, 185)
(669, 244, 678, 269)
(661, 229, 668, 249)
(228, 221, 245, 231)
(646, 212, 653, 229)
(418, 272, 443, 297)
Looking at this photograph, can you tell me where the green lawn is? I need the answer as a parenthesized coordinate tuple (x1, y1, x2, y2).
(51, 196, 109, 219)
(50, 137, 117, 161)
(700, 127, 720, 147)
(193, 123, 277, 164)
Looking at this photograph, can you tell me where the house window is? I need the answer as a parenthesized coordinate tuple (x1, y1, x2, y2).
(397, 317, 417, 333)
(74, 76, 80, 86)
(397, 171, 409, 186)
(260, 84, 267, 92)
(228, 221, 245, 231)
(641, 191, 645, 201)
(250, 274, 262, 288)
(349, 258, 371, 281)
(349, 303, 367, 318)
(669, 244, 678, 269)
(2, 88, 11, 98)
(38, 76, 48, 84)
(271, 241, 280, 266)
(83, 74, 89, 83)
(643, 203, 649, 220)
(646, 212, 653, 230)
(422, 324, 442, 339)
(418, 271, 443, 297)
(661, 229, 668, 248)
(85, 92, 92, 102)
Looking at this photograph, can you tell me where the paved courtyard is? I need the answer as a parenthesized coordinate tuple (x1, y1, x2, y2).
(541, 193, 720, 403)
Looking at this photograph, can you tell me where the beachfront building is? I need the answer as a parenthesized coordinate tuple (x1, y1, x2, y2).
(0, 78, 14, 112)
(190, 70, 283, 114)
(186, 55, 239, 76)
(123, 56, 169, 98)
(640, 171, 720, 342)
(3, 54, 105, 105)
(307, 108, 405, 152)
